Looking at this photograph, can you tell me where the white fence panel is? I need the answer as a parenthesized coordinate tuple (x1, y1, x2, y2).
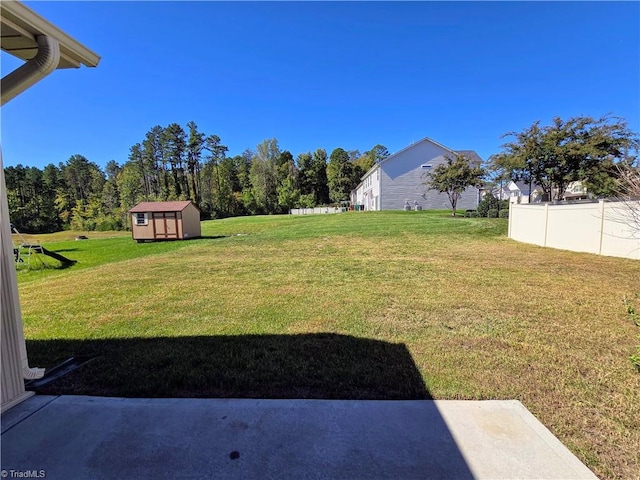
(508, 203, 547, 246)
(509, 200, 640, 260)
(290, 207, 344, 215)
(601, 202, 640, 259)
(545, 203, 602, 254)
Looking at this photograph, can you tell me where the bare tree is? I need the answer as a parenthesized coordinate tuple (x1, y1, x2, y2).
(616, 165, 640, 233)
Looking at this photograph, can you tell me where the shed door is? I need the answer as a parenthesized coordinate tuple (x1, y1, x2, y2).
(153, 212, 178, 239)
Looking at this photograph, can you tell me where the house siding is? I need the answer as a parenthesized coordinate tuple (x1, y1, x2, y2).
(354, 166, 381, 210)
(1, 158, 35, 410)
(379, 140, 479, 211)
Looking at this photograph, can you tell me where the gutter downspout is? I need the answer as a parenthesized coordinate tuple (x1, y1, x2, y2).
(1, 34, 60, 106)
(0, 35, 56, 381)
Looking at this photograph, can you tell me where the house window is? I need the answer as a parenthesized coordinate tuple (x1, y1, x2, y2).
(135, 213, 148, 226)
(421, 164, 433, 169)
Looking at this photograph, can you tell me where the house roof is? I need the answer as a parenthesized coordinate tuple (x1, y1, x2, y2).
(512, 181, 542, 192)
(1, 1, 100, 69)
(129, 201, 197, 213)
(355, 137, 483, 189)
(454, 150, 483, 166)
(377, 137, 450, 172)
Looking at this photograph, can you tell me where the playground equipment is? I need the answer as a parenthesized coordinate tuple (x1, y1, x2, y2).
(11, 224, 76, 269)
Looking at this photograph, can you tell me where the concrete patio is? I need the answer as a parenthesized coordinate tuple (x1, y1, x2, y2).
(1, 395, 597, 479)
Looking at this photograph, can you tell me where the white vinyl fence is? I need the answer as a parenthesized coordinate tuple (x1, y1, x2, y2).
(290, 207, 346, 215)
(508, 200, 640, 260)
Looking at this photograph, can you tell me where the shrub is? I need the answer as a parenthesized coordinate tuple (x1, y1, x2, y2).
(477, 194, 499, 217)
(499, 209, 509, 218)
(96, 217, 124, 231)
(487, 209, 498, 218)
(468, 211, 478, 218)
(297, 194, 315, 208)
(84, 219, 97, 231)
(464, 210, 476, 218)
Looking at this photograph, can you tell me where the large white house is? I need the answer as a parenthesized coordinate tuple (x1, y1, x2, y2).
(494, 180, 543, 204)
(493, 180, 587, 203)
(351, 137, 483, 211)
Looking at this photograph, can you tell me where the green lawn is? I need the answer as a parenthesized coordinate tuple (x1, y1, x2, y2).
(16, 211, 640, 480)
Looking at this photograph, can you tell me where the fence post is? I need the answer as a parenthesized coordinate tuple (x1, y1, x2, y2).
(543, 203, 549, 247)
(598, 200, 605, 255)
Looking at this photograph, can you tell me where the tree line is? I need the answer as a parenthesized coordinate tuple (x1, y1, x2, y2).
(6, 115, 638, 233)
(4, 121, 389, 233)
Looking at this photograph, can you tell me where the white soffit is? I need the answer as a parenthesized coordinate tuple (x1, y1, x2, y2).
(1, 1, 100, 69)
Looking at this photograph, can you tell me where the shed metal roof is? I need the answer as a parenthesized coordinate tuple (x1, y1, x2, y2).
(129, 201, 197, 213)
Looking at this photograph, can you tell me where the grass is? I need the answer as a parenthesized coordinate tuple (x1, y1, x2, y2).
(15, 210, 640, 479)
(13, 229, 195, 281)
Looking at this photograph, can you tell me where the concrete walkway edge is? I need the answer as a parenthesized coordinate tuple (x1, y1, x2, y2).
(2, 395, 599, 480)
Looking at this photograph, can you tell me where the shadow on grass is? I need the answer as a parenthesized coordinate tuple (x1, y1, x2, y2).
(15, 257, 76, 271)
(22, 334, 476, 478)
(26, 334, 429, 400)
(134, 235, 227, 243)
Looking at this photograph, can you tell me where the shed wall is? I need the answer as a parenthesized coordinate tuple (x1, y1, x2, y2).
(152, 212, 179, 239)
(131, 214, 155, 240)
(131, 205, 201, 241)
(181, 204, 201, 238)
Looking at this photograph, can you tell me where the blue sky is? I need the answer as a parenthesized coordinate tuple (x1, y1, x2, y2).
(1, 1, 639, 170)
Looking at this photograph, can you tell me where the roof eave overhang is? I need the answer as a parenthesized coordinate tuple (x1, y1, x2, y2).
(1, 1, 100, 69)
(129, 202, 197, 214)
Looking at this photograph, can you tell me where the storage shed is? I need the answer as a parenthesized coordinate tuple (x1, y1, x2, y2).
(129, 201, 201, 242)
